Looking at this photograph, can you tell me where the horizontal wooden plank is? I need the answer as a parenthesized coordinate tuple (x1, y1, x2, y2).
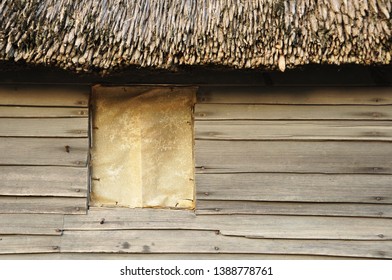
(0, 106, 88, 118)
(60, 230, 392, 258)
(0, 197, 87, 214)
(197, 87, 392, 105)
(195, 104, 392, 120)
(0, 253, 361, 260)
(0, 166, 88, 197)
(63, 208, 392, 240)
(0, 214, 63, 235)
(0, 118, 88, 137)
(195, 140, 392, 174)
(0, 138, 88, 166)
(196, 201, 392, 218)
(0, 86, 89, 107)
(195, 120, 392, 141)
(0, 235, 61, 254)
(195, 173, 392, 203)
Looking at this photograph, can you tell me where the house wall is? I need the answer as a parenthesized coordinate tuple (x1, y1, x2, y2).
(0, 86, 90, 214)
(0, 85, 391, 259)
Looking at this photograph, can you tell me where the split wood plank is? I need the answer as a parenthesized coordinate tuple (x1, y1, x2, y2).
(195, 104, 392, 120)
(0, 235, 61, 254)
(0, 106, 88, 118)
(63, 208, 392, 240)
(195, 140, 392, 174)
(0, 197, 87, 214)
(0, 86, 89, 107)
(0, 253, 358, 260)
(0, 118, 88, 137)
(60, 230, 392, 258)
(195, 173, 392, 203)
(0, 166, 87, 197)
(0, 138, 88, 166)
(195, 201, 392, 218)
(197, 200, 392, 218)
(195, 120, 392, 141)
(197, 87, 392, 105)
(0, 214, 63, 235)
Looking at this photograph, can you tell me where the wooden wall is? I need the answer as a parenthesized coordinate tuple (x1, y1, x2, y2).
(0, 86, 90, 214)
(0, 85, 391, 259)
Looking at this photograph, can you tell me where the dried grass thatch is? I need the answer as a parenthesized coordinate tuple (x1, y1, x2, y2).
(0, 0, 391, 73)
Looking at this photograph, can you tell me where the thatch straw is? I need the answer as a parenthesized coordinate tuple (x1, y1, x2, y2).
(0, 0, 390, 73)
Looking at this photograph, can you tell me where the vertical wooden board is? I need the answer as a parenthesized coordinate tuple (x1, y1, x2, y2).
(195, 141, 392, 174)
(195, 120, 392, 141)
(0, 86, 89, 107)
(195, 173, 392, 203)
(0, 138, 88, 166)
(0, 197, 87, 214)
(0, 118, 88, 137)
(0, 166, 88, 197)
(195, 104, 392, 120)
(197, 87, 392, 105)
(0, 107, 88, 117)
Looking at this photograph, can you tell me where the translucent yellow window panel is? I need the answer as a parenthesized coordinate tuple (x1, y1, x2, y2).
(90, 86, 196, 209)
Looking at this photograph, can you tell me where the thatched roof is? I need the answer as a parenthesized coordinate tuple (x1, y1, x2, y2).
(0, 0, 391, 73)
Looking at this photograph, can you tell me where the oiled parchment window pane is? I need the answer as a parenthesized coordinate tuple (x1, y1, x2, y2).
(91, 86, 196, 209)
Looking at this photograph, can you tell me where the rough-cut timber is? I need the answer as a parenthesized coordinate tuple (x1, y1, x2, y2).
(0, 1, 390, 73)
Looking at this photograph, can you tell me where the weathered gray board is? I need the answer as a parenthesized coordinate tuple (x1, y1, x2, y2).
(0, 87, 89, 215)
(195, 140, 392, 174)
(195, 120, 392, 141)
(197, 87, 392, 105)
(195, 200, 392, 218)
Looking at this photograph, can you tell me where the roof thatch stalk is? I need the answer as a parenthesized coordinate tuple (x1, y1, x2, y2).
(0, 0, 390, 74)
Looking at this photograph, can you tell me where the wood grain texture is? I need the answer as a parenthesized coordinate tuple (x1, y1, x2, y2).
(0, 197, 87, 214)
(63, 208, 392, 240)
(0, 138, 88, 166)
(195, 120, 392, 141)
(60, 230, 392, 258)
(0, 214, 63, 235)
(195, 140, 392, 174)
(195, 104, 392, 120)
(0, 107, 88, 118)
(0, 118, 88, 137)
(0, 86, 89, 107)
(0, 236, 61, 254)
(195, 173, 392, 203)
(195, 201, 392, 218)
(0, 166, 88, 197)
(0, 253, 360, 260)
(197, 87, 392, 105)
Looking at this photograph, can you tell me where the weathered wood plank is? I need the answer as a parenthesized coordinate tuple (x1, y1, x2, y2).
(0, 107, 88, 118)
(0, 197, 87, 214)
(197, 87, 392, 105)
(0, 166, 88, 197)
(60, 230, 392, 258)
(195, 140, 392, 174)
(195, 201, 392, 218)
(0, 138, 88, 166)
(63, 208, 392, 240)
(195, 120, 392, 141)
(0, 235, 61, 254)
(0, 214, 63, 235)
(0, 253, 363, 260)
(195, 173, 392, 203)
(0, 118, 88, 137)
(195, 104, 392, 120)
(0, 86, 89, 107)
